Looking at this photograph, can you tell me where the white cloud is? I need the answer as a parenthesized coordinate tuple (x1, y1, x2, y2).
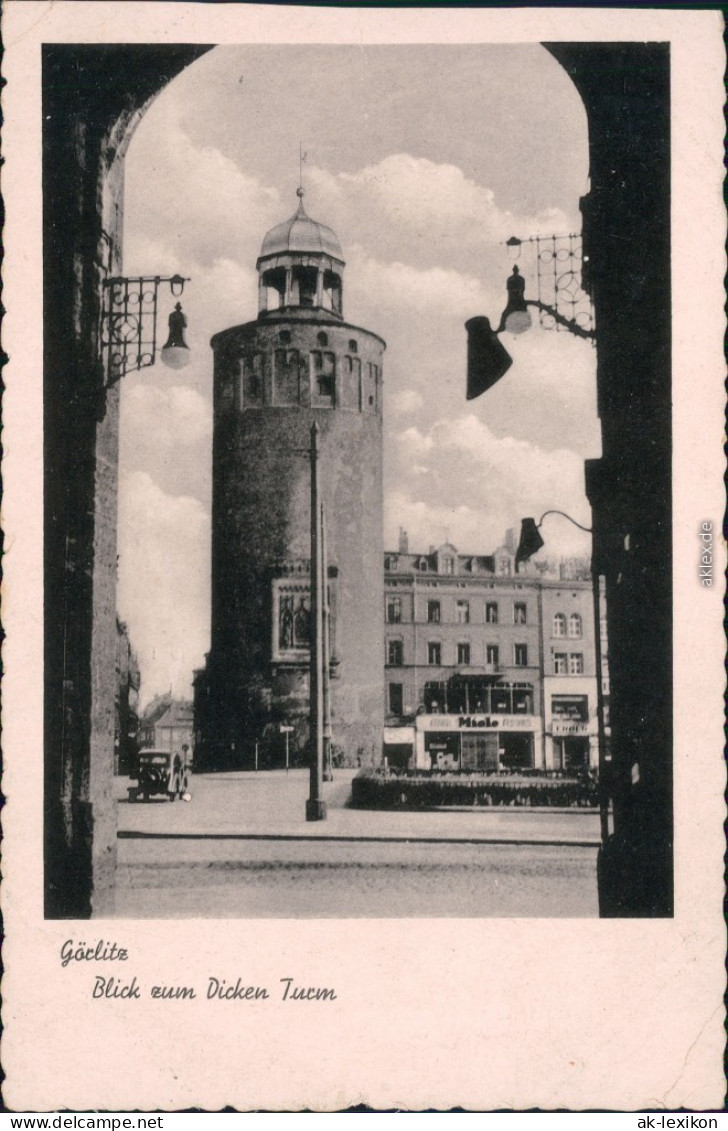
(119, 383, 212, 504)
(123, 385, 212, 448)
(388, 389, 424, 417)
(308, 154, 571, 272)
(117, 472, 211, 704)
(124, 97, 282, 274)
(348, 251, 499, 320)
(385, 414, 592, 559)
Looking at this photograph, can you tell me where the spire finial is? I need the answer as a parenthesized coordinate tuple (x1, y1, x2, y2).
(298, 142, 307, 198)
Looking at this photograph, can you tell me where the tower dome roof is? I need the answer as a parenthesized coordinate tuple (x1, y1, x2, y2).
(259, 189, 343, 261)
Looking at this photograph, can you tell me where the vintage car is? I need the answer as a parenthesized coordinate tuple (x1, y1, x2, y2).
(128, 749, 191, 802)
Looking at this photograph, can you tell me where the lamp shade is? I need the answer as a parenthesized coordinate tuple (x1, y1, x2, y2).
(500, 266, 532, 336)
(515, 517, 545, 568)
(504, 309, 533, 335)
(465, 316, 513, 399)
(160, 302, 190, 369)
(160, 345, 191, 370)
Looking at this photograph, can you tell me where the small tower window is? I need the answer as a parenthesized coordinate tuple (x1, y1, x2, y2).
(262, 267, 286, 312)
(279, 330, 291, 344)
(343, 356, 361, 410)
(317, 331, 329, 347)
(274, 349, 300, 406)
(348, 339, 358, 353)
(292, 265, 317, 307)
(311, 351, 336, 406)
(323, 270, 342, 315)
(240, 353, 264, 408)
(362, 362, 377, 413)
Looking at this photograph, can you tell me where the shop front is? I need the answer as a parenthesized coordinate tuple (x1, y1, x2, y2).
(382, 725, 415, 770)
(414, 714, 541, 771)
(545, 689, 598, 771)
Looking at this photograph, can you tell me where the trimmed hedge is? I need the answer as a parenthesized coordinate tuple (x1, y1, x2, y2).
(351, 768, 598, 809)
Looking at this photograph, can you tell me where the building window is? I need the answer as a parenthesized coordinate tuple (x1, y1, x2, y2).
(456, 600, 470, 624)
(348, 338, 358, 353)
(274, 348, 301, 405)
(278, 593, 310, 651)
(514, 644, 528, 667)
(240, 353, 264, 407)
(428, 641, 442, 666)
(278, 329, 291, 344)
(554, 653, 568, 674)
(442, 557, 455, 575)
(311, 351, 336, 405)
(486, 602, 498, 624)
(424, 681, 447, 713)
(514, 602, 527, 625)
(384, 555, 399, 572)
(568, 613, 582, 638)
(386, 596, 402, 624)
(553, 613, 566, 637)
(497, 556, 511, 576)
(388, 683, 403, 716)
(387, 639, 403, 666)
(427, 600, 441, 624)
(512, 686, 533, 714)
(486, 644, 499, 668)
(343, 355, 361, 410)
(569, 653, 584, 675)
(552, 695, 588, 722)
(317, 331, 329, 347)
(457, 642, 471, 666)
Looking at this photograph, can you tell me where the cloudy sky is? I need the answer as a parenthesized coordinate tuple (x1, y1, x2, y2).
(119, 44, 599, 704)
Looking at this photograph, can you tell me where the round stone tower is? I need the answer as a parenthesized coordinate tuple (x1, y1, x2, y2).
(200, 190, 385, 769)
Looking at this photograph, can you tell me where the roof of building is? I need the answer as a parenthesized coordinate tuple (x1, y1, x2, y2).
(259, 189, 343, 261)
(383, 541, 591, 582)
(154, 701, 194, 729)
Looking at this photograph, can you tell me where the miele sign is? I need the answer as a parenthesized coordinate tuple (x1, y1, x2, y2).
(419, 715, 538, 732)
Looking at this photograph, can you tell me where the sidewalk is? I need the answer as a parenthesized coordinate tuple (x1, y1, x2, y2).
(116, 769, 602, 847)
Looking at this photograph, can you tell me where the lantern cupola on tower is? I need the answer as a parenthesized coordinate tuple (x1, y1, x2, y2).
(257, 188, 345, 319)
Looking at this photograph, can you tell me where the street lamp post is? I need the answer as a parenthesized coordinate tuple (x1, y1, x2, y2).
(321, 507, 333, 782)
(306, 423, 327, 821)
(514, 509, 609, 838)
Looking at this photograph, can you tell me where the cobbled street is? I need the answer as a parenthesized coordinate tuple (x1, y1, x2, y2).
(113, 769, 600, 918)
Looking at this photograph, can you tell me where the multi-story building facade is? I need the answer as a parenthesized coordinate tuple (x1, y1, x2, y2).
(383, 536, 599, 773)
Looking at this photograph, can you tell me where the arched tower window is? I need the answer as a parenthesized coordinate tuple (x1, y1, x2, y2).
(568, 612, 582, 638)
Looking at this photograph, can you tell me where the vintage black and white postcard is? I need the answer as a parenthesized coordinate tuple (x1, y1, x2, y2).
(3, 1, 725, 1112)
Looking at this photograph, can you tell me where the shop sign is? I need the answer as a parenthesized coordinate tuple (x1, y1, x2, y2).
(552, 720, 590, 736)
(419, 714, 537, 732)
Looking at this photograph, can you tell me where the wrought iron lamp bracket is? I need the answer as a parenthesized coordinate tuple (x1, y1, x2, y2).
(100, 274, 189, 385)
(503, 233, 596, 342)
(525, 300, 596, 342)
